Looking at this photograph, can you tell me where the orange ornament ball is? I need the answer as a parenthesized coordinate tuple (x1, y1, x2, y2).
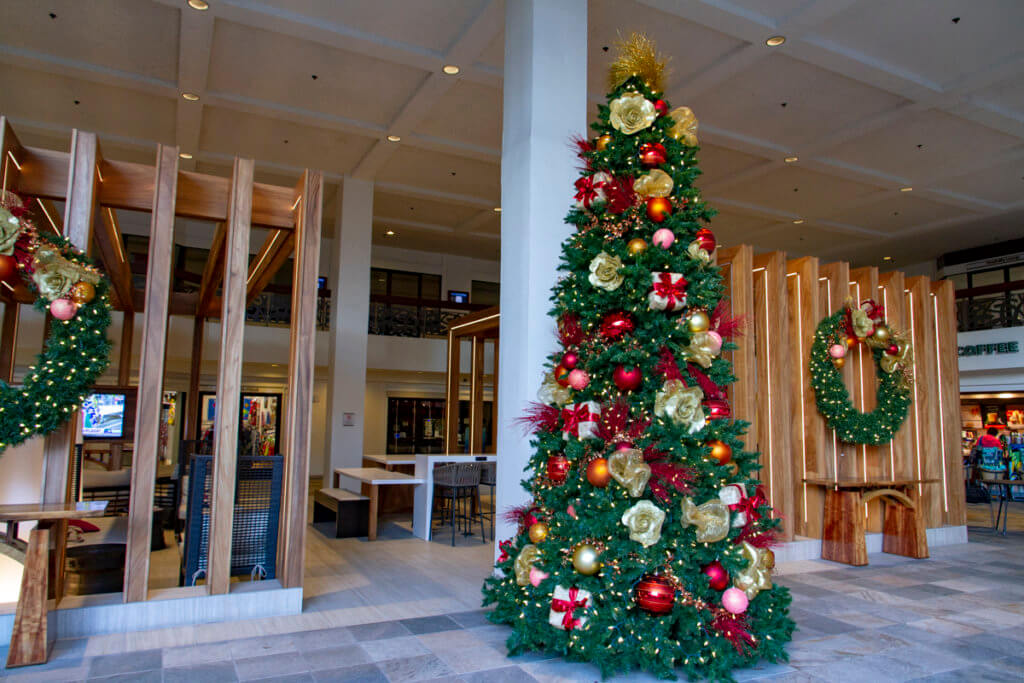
(708, 440, 732, 465)
(528, 521, 549, 543)
(69, 281, 96, 305)
(596, 134, 613, 151)
(833, 356, 845, 369)
(586, 457, 611, 487)
(627, 238, 648, 256)
(646, 197, 672, 223)
(554, 363, 571, 387)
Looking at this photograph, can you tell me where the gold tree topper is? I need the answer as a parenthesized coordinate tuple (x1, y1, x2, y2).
(607, 33, 669, 93)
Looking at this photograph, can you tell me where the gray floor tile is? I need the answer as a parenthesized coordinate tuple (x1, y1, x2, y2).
(461, 665, 539, 682)
(361, 636, 430, 662)
(794, 613, 859, 635)
(87, 649, 162, 678)
(163, 642, 234, 668)
(303, 644, 372, 672)
(164, 661, 240, 683)
(87, 670, 162, 683)
(377, 653, 454, 682)
(295, 627, 359, 653)
(348, 621, 413, 642)
(229, 634, 300, 659)
(448, 609, 495, 629)
(235, 652, 311, 681)
(313, 663, 388, 683)
(399, 615, 462, 635)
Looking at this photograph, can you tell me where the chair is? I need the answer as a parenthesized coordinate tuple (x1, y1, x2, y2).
(479, 462, 496, 541)
(432, 463, 485, 546)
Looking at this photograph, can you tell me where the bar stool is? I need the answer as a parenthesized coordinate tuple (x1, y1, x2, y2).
(432, 463, 485, 546)
(479, 462, 496, 541)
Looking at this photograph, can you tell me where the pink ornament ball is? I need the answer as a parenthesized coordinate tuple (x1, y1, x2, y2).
(722, 587, 749, 614)
(652, 228, 676, 249)
(828, 343, 846, 359)
(529, 567, 549, 587)
(562, 351, 579, 369)
(706, 330, 723, 354)
(50, 298, 78, 321)
(567, 368, 589, 390)
(567, 503, 577, 519)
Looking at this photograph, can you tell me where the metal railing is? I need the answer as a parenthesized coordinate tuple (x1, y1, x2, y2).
(245, 292, 331, 331)
(956, 291, 1024, 332)
(368, 295, 488, 338)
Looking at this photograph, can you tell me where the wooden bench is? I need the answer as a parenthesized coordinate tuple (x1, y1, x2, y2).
(313, 488, 369, 539)
(804, 478, 937, 566)
(333, 468, 424, 540)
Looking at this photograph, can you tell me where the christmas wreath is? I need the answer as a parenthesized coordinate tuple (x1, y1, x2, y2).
(0, 193, 112, 455)
(809, 300, 912, 446)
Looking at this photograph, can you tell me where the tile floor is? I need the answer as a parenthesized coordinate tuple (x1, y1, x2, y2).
(2, 506, 1023, 681)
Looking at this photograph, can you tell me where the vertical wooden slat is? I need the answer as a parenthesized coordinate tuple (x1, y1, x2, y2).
(207, 157, 253, 595)
(786, 256, 822, 538)
(445, 334, 461, 453)
(123, 145, 179, 603)
(41, 130, 99, 506)
(849, 267, 882, 531)
(819, 261, 854, 481)
(932, 280, 965, 527)
(752, 252, 794, 541)
(906, 277, 943, 528)
(277, 170, 321, 589)
(470, 336, 485, 453)
(184, 317, 205, 442)
(0, 303, 18, 383)
(716, 246, 755, 430)
(879, 271, 911, 482)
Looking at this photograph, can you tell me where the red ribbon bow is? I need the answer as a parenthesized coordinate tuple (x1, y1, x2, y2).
(652, 273, 688, 307)
(574, 174, 608, 208)
(734, 486, 768, 524)
(551, 587, 588, 630)
(562, 403, 594, 435)
(860, 299, 885, 323)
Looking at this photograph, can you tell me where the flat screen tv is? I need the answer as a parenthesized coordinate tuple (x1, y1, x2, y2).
(81, 393, 127, 439)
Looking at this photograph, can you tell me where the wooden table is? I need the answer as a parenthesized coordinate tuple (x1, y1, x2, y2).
(333, 468, 423, 540)
(0, 501, 107, 667)
(412, 454, 496, 541)
(803, 478, 937, 566)
(357, 455, 417, 515)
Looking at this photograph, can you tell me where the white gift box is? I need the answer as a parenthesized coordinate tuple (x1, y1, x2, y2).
(549, 585, 591, 631)
(562, 401, 601, 440)
(648, 272, 688, 311)
(719, 484, 748, 527)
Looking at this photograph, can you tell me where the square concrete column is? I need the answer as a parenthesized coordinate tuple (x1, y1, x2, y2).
(326, 176, 374, 476)
(495, 0, 588, 554)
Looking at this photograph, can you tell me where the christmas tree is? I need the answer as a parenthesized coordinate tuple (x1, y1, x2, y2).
(483, 35, 794, 681)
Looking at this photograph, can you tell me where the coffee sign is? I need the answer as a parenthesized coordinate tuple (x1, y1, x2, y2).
(958, 341, 1020, 357)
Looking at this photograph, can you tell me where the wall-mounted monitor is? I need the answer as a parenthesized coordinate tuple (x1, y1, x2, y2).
(80, 387, 137, 442)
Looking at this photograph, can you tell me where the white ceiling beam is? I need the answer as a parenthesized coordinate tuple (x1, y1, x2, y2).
(0, 44, 176, 97)
(174, 6, 215, 171)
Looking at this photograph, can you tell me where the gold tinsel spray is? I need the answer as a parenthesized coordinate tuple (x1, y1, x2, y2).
(607, 33, 670, 93)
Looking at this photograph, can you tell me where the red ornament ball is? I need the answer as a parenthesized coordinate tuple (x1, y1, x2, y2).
(547, 455, 571, 484)
(586, 457, 611, 487)
(639, 142, 667, 168)
(653, 99, 669, 116)
(554, 363, 571, 387)
(646, 197, 672, 223)
(704, 398, 732, 420)
(702, 561, 729, 591)
(0, 254, 17, 282)
(561, 351, 579, 369)
(695, 228, 716, 252)
(613, 365, 643, 391)
(635, 575, 676, 614)
(887, 343, 899, 355)
(600, 311, 635, 340)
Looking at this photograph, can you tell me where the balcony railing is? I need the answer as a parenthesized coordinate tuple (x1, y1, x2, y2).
(956, 286, 1024, 332)
(245, 291, 332, 331)
(368, 295, 489, 338)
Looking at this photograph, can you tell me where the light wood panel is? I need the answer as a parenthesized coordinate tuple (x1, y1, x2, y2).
(906, 277, 943, 528)
(0, 302, 18, 383)
(198, 222, 226, 317)
(96, 207, 135, 312)
(0, 117, 25, 197)
(879, 271, 912, 481)
(6, 526, 50, 667)
(470, 337, 485, 454)
(752, 252, 794, 541)
(124, 146, 179, 603)
(932, 280, 965, 527)
(278, 170, 322, 589)
(246, 230, 295, 307)
(207, 158, 254, 596)
(818, 261, 854, 480)
(445, 336, 462, 454)
(716, 246, 756, 434)
(117, 311, 134, 385)
(185, 316, 205, 443)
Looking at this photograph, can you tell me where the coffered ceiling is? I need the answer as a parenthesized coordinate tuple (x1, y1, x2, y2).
(1, 0, 1022, 268)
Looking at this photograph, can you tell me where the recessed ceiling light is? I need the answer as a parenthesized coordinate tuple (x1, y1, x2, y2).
(883, 256, 893, 261)
(385, 229, 395, 236)
(386, 135, 401, 142)
(179, 152, 193, 160)
(766, 36, 786, 47)
(493, 207, 501, 212)
(442, 65, 460, 75)
(187, 0, 209, 10)
(784, 156, 798, 163)
(792, 219, 804, 224)
(181, 92, 200, 101)
(900, 186, 913, 192)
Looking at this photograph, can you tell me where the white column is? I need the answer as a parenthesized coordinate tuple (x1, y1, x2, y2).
(495, 0, 587, 554)
(326, 176, 374, 477)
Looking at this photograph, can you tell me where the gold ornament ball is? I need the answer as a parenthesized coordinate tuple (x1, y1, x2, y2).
(586, 457, 611, 487)
(833, 356, 845, 369)
(872, 324, 890, 343)
(688, 310, 710, 333)
(627, 238, 648, 256)
(764, 549, 776, 570)
(572, 543, 602, 575)
(596, 134, 613, 151)
(69, 281, 96, 305)
(528, 521, 549, 544)
(726, 462, 740, 476)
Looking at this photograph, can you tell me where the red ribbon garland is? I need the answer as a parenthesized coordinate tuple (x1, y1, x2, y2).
(550, 587, 588, 630)
(562, 404, 594, 436)
(651, 273, 688, 307)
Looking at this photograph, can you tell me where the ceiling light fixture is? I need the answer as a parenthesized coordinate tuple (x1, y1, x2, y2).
(784, 156, 798, 163)
(187, 0, 209, 10)
(181, 92, 200, 101)
(386, 135, 401, 142)
(900, 186, 913, 192)
(792, 219, 804, 224)
(883, 256, 893, 261)
(385, 229, 395, 236)
(179, 152, 193, 160)
(766, 35, 786, 47)
(442, 65, 460, 75)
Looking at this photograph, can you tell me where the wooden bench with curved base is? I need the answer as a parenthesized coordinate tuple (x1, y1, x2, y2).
(804, 478, 938, 566)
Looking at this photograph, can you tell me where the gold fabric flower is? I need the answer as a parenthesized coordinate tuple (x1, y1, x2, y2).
(632, 169, 674, 198)
(680, 497, 730, 543)
(609, 93, 656, 135)
(621, 500, 665, 547)
(608, 449, 651, 497)
(514, 544, 541, 586)
(734, 541, 773, 599)
(687, 241, 710, 266)
(588, 251, 624, 291)
(668, 106, 699, 146)
(31, 245, 100, 302)
(654, 379, 706, 434)
(0, 206, 20, 255)
(850, 307, 874, 339)
(538, 371, 571, 406)
(682, 332, 719, 369)
(880, 337, 913, 375)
